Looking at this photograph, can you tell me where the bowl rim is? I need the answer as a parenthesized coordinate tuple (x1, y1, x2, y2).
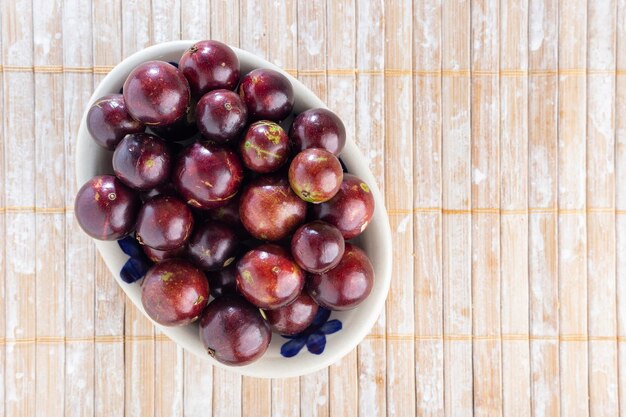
(76, 40, 393, 378)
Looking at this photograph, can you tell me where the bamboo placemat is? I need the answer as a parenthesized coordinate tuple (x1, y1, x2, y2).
(1, 0, 625, 416)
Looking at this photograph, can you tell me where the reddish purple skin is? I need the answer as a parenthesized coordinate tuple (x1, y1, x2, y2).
(179, 40, 240, 97)
(142, 244, 185, 263)
(291, 220, 345, 273)
(239, 68, 294, 121)
(239, 176, 307, 241)
(74, 175, 140, 240)
(311, 174, 375, 239)
(264, 292, 319, 335)
(289, 108, 346, 156)
(112, 133, 171, 190)
(196, 89, 248, 144)
(288, 148, 343, 203)
(207, 265, 239, 298)
(173, 142, 244, 209)
(199, 296, 271, 366)
(307, 243, 374, 311)
(187, 220, 238, 271)
(123, 60, 190, 126)
(141, 259, 209, 326)
(135, 195, 194, 250)
(87, 94, 145, 150)
(236, 244, 305, 309)
(139, 182, 178, 202)
(239, 121, 289, 173)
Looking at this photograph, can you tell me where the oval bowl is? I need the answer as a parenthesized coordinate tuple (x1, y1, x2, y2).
(76, 40, 392, 378)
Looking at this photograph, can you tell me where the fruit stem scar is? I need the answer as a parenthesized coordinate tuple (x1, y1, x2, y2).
(207, 347, 216, 358)
(360, 182, 370, 193)
(189, 45, 198, 54)
(193, 295, 205, 305)
(108, 193, 117, 201)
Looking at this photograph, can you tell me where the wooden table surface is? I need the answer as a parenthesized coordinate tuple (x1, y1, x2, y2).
(2, 0, 625, 416)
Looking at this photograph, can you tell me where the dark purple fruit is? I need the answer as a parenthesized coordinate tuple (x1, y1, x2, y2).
(123, 60, 190, 126)
(291, 220, 345, 273)
(179, 40, 240, 97)
(236, 244, 304, 309)
(239, 121, 289, 173)
(173, 142, 244, 209)
(311, 174, 375, 239)
(141, 259, 209, 326)
(75, 175, 140, 240)
(87, 94, 144, 150)
(135, 195, 194, 250)
(288, 148, 343, 203)
(239, 68, 294, 121)
(239, 176, 307, 241)
(196, 89, 248, 144)
(112, 133, 171, 190)
(199, 296, 271, 366)
(307, 243, 374, 311)
(142, 244, 185, 263)
(264, 292, 319, 335)
(207, 265, 238, 298)
(289, 108, 346, 155)
(187, 220, 238, 271)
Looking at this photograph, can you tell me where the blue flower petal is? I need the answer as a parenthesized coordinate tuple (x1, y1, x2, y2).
(306, 332, 327, 355)
(311, 308, 331, 327)
(118, 236, 144, 258)
(280, 336, 307, 358)
(120, 257, 151, 284)
(320, 319, 342, 335)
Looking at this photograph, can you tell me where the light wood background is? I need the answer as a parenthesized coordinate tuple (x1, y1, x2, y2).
(1, 0, 625, 416)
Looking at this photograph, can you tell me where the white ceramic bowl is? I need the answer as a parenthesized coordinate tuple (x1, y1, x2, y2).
(76, 40, 392, 378)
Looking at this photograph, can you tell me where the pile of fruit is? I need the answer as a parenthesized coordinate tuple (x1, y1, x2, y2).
(75, 40, 375, 366)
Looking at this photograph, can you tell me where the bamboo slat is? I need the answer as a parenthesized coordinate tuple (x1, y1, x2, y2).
(384, 0, 415, 416)
(499, 0, 531, 415)
(617, 0, 626, 414)
(442, 1, 473, 415)
(412, 1, 443, 415)
(2, 0, 36, 416)
(0, 7, 5, 416)
(528, 0, 560, 415)
(586, 0, 619, 415)
(470, 0, 502, 415)
(558, 0, 589, 415)
(62, 0, 96, 416)
(355, 1, 387, 415)
(33, 0, 65, 416)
